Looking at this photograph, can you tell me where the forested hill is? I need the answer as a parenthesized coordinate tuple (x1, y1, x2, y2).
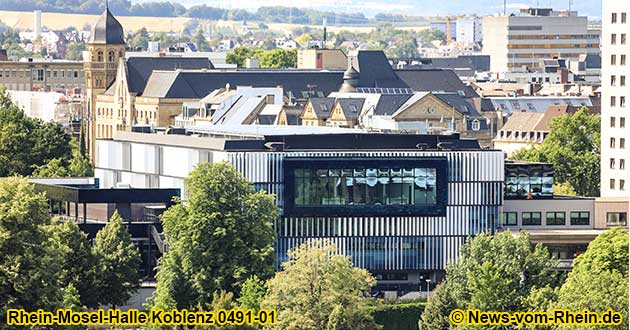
(0, 0, 425, 25)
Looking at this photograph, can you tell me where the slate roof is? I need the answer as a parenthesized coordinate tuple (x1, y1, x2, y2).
(89, 8, 125, 45)
(141, 70, 344, 100)
(122, 57, 214, 96)
(394, 69, 479, 98)
(433, 93, 482, 117)
(280, 106, 303, 125)
(336, 98, 365, 119)
(374, 94, 414, 115)
(308, 98, 336, 119)
(351, 51, 409, 89)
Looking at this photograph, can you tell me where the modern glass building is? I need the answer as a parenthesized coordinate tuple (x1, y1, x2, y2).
(95, 126, 504, 291)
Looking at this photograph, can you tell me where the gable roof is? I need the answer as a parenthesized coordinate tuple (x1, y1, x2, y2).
(351, 51, 409, 89)
(394, 69, 479, 98)
(141, 70, 344, 99)
(374, 94, 414, 116)
(308, 98, 336, 119)
(432, 93, 483, 118)
(124, 57, 214, 96)
(501, 112, 545, 132)
(336, 98, 365, 119)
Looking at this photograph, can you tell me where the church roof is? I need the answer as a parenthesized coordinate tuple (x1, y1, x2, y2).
(89, 8, 125, 45)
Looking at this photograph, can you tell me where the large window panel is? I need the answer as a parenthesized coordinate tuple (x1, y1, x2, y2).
(284, 157, 448, 216)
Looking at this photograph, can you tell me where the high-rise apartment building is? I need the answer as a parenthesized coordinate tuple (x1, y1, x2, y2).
(596, 0, 629, 229)
(483, 8, 600, 73)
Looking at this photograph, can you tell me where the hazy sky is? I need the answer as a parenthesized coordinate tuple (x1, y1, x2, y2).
(151, 0, 602, 18)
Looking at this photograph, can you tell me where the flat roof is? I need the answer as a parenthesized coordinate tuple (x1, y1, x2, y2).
(31, 180, 180, 204)
(186, 124, 363, 137)
(110, 128, 485, 152)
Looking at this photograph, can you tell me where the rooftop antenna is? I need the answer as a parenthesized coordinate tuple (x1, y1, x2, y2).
(105, 0, 108, 10)
(503, 0, 506, 15)
(568, 0, 573, 11)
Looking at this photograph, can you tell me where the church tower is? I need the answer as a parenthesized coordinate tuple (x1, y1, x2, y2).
(84, 4, 126, 159)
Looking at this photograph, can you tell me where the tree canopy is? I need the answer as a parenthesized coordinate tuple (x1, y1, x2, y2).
(510, 107, 600, 196)
(92, 211, 142, 308)
(0, 177, 64, 320)
(556, 227, 629, 329)
(151, 162, 278, 310)
(419, 231, 560, 329)
(0, 88, 91, 177)
(262, 240, 379, 330)
(226, 47, 297, 68)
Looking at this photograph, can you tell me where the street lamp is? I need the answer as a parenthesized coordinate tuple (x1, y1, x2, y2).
(425, 279, 431, 298)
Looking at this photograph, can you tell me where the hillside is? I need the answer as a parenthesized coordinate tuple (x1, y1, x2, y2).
(0, 10, 429, 34)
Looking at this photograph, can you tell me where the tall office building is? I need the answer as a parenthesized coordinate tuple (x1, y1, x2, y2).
(597, 0, 629, 229)
(457, 16, 482, 45)
(483, 8, 600, 73)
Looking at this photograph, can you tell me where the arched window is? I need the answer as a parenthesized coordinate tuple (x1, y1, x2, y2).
(97, 51, 103, 62)
(108, 50, 115, 62)
(471, 119, 480, 131)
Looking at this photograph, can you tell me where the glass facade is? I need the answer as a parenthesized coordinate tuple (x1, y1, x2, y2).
(293, 167, 437, 207)
(505, 163, 554, 199)
(284, 157, 448, 217)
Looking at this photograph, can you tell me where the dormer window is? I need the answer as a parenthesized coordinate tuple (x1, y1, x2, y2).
(471, 119, 480, 131)
(320, 104, 328, 112)
(349, 104, 358, 113)
(108, 50, 115, 62)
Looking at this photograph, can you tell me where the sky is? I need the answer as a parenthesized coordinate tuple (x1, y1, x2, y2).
(138, 0, 602, 19)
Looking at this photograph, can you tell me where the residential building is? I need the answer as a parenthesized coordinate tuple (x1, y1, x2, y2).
(95, 127, 503, 292)
(597, 0, 630, 229)
(297, 48, 347, 70)
(0, 59, 84, 93)
(494, 104, 599, 156)
(483, 8, 600, 73)
(488, 96, 593, 113)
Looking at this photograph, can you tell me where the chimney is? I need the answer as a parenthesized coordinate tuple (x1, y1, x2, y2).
(34, 10, 42, 38)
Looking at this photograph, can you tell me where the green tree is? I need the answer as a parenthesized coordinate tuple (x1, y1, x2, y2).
(65, 42, 86, 61)
(418, 283, 456, 330)
(0, 88, 72, 176)
(32, 157, 69, 177)
(48, 218, 100, 308)
(226, 46, 260, 68)
(511, 107, 600, 196)
(92, 211, 142, 308)
(0, 177, 64, 321)
(151, 162, 278, 310)
(262, 240, 379, 330)
(419, 232, 560, 329)
(193, 28, 211, 52)
(257, 48, 297, 68)
(556, 228, 629, 329)
(237, 275, 267, 311)
(68, 139, 94, 177)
